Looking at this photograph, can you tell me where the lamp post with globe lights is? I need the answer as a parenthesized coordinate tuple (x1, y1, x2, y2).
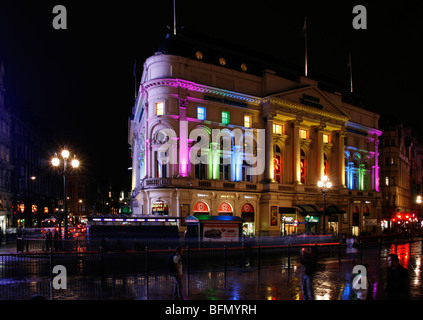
(417, 195, 422, 226)
(52, 149, 79, 239)
(318, 175, 332, 234)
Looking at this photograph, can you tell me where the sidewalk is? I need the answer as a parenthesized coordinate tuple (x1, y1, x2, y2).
(0, 242, 17, 254)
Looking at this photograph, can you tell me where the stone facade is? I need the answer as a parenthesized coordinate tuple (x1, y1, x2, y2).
(129, 33, 383, 237)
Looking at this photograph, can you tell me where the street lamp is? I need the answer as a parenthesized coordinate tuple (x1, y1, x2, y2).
(417, 195, 422, 225)
(318, 175, 332, 234)
(52, 148, 79, 239)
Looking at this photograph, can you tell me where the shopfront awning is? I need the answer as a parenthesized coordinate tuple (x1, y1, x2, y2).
(326, 205, 347, 215)
(293, 205, 322, 216)
(279, 207, 297, 214)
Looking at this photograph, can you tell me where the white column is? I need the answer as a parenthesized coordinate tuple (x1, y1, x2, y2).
(339, 128, 347, 188)
(265, 115, 274, 182)
(294, 118, 302, 184)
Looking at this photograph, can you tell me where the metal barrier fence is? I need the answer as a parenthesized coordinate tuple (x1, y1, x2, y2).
(1, 236, 422, 300)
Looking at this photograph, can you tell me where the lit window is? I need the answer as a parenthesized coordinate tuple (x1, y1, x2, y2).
(155, 102, 164, 116)
(323, 134, 329, 144)
(273, 124, 282, 135)
(300, 129, 307, 139)
(244, 115, 252, 128)
(385, 177, 389, 187)
(222, 111, 230, 125)
(197, 107, 206, 120)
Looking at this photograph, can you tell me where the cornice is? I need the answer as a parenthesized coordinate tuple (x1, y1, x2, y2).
(143, 78, 262, 106)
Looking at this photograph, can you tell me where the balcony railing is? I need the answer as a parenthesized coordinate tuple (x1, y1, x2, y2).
(141, 178, 263, 192)
(139, 178, 382, 199)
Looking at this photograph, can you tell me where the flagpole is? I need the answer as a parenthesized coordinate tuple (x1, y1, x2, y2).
(348, 52, 353, 93)
(133, 59, 137, 99)
(173, 0, 177, 35)
(303, 18, 308, 77)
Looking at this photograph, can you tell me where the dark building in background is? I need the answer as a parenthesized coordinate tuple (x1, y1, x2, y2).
(66, 171, 122, 223)
(0, 62, 13, 233)
(0, 57, 132, 233)
(10, 114, 60, 228)
(379, 115, 423, 232)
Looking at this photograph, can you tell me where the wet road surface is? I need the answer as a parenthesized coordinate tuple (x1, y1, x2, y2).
(0, 240, 422, 300)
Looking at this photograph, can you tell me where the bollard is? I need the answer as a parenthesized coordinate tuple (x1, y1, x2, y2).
(314, 242, 318, 259)
(378, 239, 382, 257)
(287, 242, 291, 270)
(186, 246, 190, 296)
(145, 246, 149, 297)
(49, 248, 54, 300)
(257, 245, 261, 278)
(224, 245, 227, 288)
(99, 246, 105, 299)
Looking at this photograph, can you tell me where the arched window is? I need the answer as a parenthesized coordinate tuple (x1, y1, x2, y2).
(218, 133, 232, 181)
(274, 144, 282, 183)
(324, 153, 328, 177)
(156, 150, 168, 178)
(218, 202, 233, 216)
(300, 149, 307, 184)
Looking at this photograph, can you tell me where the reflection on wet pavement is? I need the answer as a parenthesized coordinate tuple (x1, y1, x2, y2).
(0, 241, 422, 300)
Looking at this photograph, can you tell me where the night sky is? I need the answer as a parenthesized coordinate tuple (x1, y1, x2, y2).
(0, 1, 422, 189)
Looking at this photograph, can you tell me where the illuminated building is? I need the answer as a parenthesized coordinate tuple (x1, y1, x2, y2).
(129, 31, 382, 237)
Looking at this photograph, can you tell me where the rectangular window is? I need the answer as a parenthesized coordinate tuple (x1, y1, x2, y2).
(222, 111, 230, 125)
(300, 129, 307, 139)
(155, 102, 164, 116)
(385, 176, 389, 187)
(323, 134, 329, 144)
(273, 124, 282, 135)
(244, 115, 252, 128)
(197, 107, 206, 120)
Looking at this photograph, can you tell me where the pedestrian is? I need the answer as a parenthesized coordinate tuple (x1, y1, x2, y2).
(352, 264, 373, 300)
(346, 235, 359, 260)
(385, 253, 410, 300)
(299, 246, 317, 300)
(169, 246, 184, 300)
(53, 229, 59, 251)
(45, 230, 52, 252)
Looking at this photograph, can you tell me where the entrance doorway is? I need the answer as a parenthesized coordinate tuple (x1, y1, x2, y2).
(241, 203, 255, 236)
